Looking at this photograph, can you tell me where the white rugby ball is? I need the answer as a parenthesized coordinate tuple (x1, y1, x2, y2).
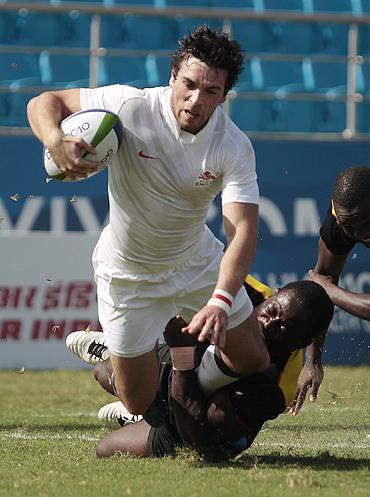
(43, 109, 123, 182)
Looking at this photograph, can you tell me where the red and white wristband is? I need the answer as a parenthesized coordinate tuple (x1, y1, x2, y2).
(207, 288, 234, 316)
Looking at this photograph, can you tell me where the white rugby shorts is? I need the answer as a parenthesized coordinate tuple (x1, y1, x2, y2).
(93, 230, 253, 357)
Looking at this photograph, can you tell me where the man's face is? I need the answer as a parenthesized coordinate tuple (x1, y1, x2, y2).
(334, 199, 370, 246)
(256, 293, 312, 357)
(169, 56, 227, 134)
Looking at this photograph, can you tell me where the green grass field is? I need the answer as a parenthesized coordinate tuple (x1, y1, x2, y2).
(1, 366, 369, 497)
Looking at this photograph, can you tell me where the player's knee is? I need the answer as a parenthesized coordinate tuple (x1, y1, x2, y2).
(96, 438, 114, 458)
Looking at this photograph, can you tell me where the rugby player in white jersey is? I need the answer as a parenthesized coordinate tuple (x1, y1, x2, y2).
(27, 26, 269, 425)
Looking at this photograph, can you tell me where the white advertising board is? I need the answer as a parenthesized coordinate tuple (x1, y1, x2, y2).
(0, 233, 101, 369)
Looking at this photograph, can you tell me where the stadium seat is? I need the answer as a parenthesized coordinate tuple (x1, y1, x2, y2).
(359, 62, 370, 94)
(2, 91, 38, 127)
(100, 14, 178, 50)
(272, 99, 333, 132)
(209, 0, 255, 7)
(362, 0, 370, 12)
(229, 98, 276, 132)
(306, 60, 349, 94)
(231, 20, 276, 53)
(316, 23, 350, 55)
(263, 0, 304, 11)
(39, 51, 90, 88)
(103, 0, 159, 5)
(164, 1, 211, 6)
(146, 55, 171, 86)
(0, 53, 42, 86)
(311, 0, 362, 13)
(266, 21, 323, 54)
(60, 11, 92, 47)
(4, 10, 66, 46)
(250, 58, 306, 93)
(175, 16, 224, 39)
(357, 100, 370, 132)
(358, 24, 370, 56)
(99, 55, 149, 87)
(235, 59, 254, 91)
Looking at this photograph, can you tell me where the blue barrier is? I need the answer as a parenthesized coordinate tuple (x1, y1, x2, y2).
(2, 135, 370, 364)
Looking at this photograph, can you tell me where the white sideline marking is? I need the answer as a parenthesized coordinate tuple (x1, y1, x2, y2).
(32, 412, 99, 418)
(1, 432, 99, 442)
(1, 432, 369, 450)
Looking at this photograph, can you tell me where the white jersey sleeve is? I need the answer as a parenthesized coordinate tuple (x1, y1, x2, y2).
(220, 125, 259, 206)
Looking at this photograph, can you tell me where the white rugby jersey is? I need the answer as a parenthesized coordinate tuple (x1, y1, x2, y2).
(80, 85, 258, 273)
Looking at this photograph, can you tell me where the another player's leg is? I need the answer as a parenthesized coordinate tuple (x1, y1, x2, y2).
(96, 420, 151, 458)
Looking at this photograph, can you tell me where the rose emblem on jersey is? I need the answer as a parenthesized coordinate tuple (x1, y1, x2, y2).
(194, 170, 218, 187)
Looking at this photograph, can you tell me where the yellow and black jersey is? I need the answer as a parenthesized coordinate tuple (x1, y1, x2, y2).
(244, 274, 303, 408)
(320, 203, 357, 256)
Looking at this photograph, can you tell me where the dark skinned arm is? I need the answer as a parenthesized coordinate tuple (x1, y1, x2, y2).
(164, 318, 246, 451)
(290, 237, 345, 415)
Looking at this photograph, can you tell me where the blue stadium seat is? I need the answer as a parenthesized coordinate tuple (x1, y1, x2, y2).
(4, 10, 65, 46)
(175, 17, 224, 39)
(103, 0, 162, 5)
(99, 55, 149, 87)
(146, 55, 171, 86)
(267, 21, 323, 54)
(272, 99, 332, 132)
(357, 101, 370, 132)
(358, 24, 370, 56)
(229, 98, 276, 132)
(235, 59, 254, 91)
(0, 53, 42, 86)
(362, 0, 370, 12)
(6, 92, 34, 126)
(100, 14, 178, 50)
(317, 23, 350, 55)
(209, 0, 255, 6)
(311, 0, 362, 13)
(263, 0, 304, 10)
(359, 62, 370, 94)
(321, 101, 347, 132)
(165, 1, 211, 6)
(306, 60, 349, 94)
(250, 58, 306, 93)
(39, 51, 90, 88)
(60, 11, 92, 47)
(231, 20, 276, 53)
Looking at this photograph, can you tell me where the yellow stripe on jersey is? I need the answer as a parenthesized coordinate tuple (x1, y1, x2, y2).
(278, 349, 303, 407)
(245, 274, 273, 299)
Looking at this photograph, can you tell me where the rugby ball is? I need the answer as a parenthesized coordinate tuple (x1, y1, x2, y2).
(43, 109, 123, 182)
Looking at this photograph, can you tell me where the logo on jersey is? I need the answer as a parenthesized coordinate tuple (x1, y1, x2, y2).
(138, 150, 158, 160)
(194, 170, 218, 187)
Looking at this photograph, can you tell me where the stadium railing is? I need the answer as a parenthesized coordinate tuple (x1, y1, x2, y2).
(0, 1, 369, 140)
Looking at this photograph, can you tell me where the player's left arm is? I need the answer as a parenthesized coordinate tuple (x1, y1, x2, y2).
(183, 202, 258, 347)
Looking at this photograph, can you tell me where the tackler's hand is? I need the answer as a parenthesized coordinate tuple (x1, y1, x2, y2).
(163, 316, 196, 348)
(288, 361, 324, 415)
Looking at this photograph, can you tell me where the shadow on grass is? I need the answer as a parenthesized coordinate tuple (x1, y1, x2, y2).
(194, 452, 370, 471)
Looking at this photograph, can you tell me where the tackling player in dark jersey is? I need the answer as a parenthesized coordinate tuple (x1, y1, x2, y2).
(292, 166, 370, 415)
(82, 277, 333, 460)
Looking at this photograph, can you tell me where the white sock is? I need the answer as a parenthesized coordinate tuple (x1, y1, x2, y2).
(196, 345, 239, 396)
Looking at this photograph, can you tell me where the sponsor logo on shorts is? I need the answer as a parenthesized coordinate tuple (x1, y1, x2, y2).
(194, 170, 218, 187)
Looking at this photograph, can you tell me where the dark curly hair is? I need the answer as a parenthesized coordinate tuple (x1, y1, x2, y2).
(170, 25, 245, 94)
(332, 166, 370, 209)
